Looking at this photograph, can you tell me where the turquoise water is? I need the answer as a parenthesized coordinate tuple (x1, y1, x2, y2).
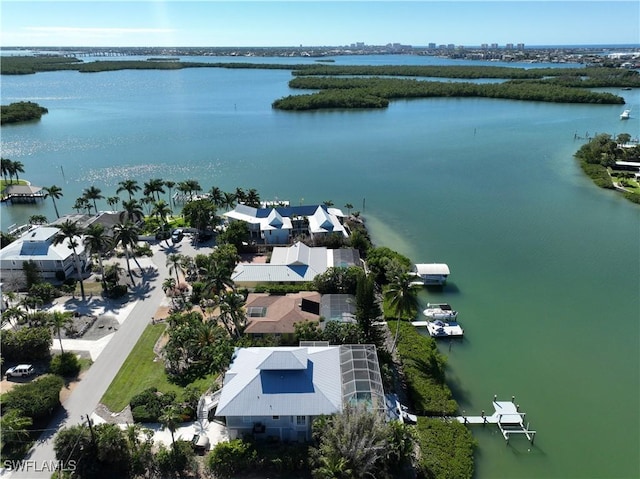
(1, 56, 639, 478)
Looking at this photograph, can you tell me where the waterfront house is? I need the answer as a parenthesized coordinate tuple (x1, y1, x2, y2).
(214, 344, 385, 442)
(243, 291, 321, 341)
(0, 226, 87, 289)
(223, 204, 348, 245)
(231, 241, 361, 287)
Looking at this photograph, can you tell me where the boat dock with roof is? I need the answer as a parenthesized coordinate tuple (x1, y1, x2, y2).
(410, 263, 450, 286)
(454, 396, 537, 444)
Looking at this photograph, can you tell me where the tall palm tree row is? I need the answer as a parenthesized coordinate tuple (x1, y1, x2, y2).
(53, 219, 87, 301)
(143, 178, 165, 202)
(1, 158, 26, 185)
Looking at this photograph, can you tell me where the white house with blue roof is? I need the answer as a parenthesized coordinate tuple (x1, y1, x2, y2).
(214, 344, 385, 442)
(0, 226, 87, 289)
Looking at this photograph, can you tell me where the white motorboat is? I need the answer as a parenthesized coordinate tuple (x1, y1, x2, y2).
(423, 303, 458, 320)
(620, 109, 631, 120)
(425, 319, 464, 338)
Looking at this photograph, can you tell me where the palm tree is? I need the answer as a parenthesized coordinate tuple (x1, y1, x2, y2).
(159, 405, 181, 450)
(162, 277, 176, 295)
(234, 187, 247, 204)
(28, 214, 48, 225)
(164, 180, 175, 206)
(120, 199, 144, 223)
(49, 310, 73, 354)
(140, 196, 153, 216)
(166, 253, 185, 283)
(152, 200, 172, 224)
(245, 188, 261, 208)
(83, 223, 112, 287)
(200, 259, 234, 296)
(143, 178, 165, 202)
(103, 263, 125, 290)
(176, 181, 191, 203)
(11, 160, 25, 183)
(83, 185, 104, 215)
(0, 158, 11, 183)
(53, 219, 86, 301)
(344, 203, 354, 215)
(185, 179, 202, 199)
(208, 186, 224, 207)
(217, 290, 246, 338)
(106, 196, 120, 210)
(116, 179, 141, 200)
(43, 185, 63, 219)
(113, 221, 141, 283)
(384, 273, 420, 352)
(2, 306, 25, 331)
(221, 191, 237, 211)
(73, 197, 89, 214)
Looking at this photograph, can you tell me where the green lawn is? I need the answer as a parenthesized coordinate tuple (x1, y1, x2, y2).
(101, 323, 182, 412)
(101, 323, 216, 413)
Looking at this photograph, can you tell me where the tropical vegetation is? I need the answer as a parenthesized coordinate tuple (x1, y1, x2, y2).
(0, 101, 48, 124)
(574, 132, 640, 204)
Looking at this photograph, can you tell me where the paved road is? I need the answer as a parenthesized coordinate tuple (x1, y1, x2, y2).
(5, 236, 213, 478)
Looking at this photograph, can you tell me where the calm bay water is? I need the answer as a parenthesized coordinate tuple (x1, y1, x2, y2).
(1, 56, 639, 478)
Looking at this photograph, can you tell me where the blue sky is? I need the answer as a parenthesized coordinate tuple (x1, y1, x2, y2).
(2, 1, 639, 48)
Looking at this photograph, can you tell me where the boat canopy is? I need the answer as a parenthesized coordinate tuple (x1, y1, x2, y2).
(414, 263, 450, 276)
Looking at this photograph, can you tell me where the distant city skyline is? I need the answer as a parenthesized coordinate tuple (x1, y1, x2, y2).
(1, 1, 639, 48)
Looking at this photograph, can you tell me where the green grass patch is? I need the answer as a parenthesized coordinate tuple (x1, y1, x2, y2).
(101, 323, 216, 413)
(0, 179, 28, 189)
(101, 324, 181, 412)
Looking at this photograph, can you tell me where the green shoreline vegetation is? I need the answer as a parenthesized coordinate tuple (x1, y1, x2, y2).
(574, 133, 640, 204)
(1, 101, 48, 125)
(1, 55, 636, 111)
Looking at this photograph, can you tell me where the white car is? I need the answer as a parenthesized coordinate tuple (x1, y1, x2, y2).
(6, 364, 35, 379)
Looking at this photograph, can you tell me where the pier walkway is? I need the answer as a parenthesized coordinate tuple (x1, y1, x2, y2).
(453, 397, 536, 444)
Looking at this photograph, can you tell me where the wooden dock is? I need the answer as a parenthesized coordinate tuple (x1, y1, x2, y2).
(454, 396, 536, 444)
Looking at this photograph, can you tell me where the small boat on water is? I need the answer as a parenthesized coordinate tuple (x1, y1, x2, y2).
(426, 319, 464, 338)
(423, 303, 458, 320)
(411, 318, 464, 337)
(620, 109, 631, 120)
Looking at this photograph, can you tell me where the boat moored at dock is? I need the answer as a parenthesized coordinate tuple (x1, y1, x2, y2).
(412, 319, 464, 337)
(423, 303, 458, 320)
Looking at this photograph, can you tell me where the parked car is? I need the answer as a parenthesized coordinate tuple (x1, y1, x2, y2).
(191, 434, 210, 454)
(5, 364, 35, 379)
(171, 228, 184, 243)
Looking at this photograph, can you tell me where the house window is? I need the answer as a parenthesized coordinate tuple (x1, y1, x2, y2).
(272, 416, 279, 420)
(243, 416, 251, 424)
(296, 416, 306, 425)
